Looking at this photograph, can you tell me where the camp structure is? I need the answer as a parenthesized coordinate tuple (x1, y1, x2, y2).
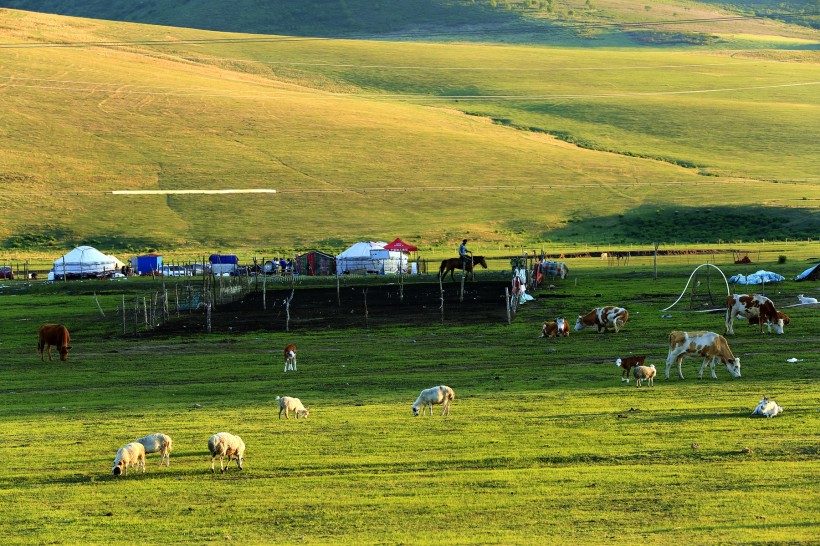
(335, 241, 407, 275)
(295, 250, 335, 276)
(795, 262, 820, 282)
(131, 254, 162, 275)
(52, 246, 124, 279)
(209, 254, 239, 276)
(383, 238, 419, 253)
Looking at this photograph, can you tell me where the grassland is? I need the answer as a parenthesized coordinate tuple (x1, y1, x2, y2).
(0, 9, 817, 253)
(0, 244, 818, 544)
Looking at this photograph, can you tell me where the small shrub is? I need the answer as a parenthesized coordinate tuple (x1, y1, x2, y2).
(778, 255, 787, 264)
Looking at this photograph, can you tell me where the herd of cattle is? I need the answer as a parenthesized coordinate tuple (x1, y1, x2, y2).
(34, 291, 797, 477)
(542, 294, 793, 385)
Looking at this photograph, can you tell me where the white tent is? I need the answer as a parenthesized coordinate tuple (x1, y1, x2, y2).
(53, 246, 124, 278)
(335, 241, 407, 274)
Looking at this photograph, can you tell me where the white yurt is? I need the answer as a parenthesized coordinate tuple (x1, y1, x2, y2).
(335, 241, 407, 274)
(52, 246, 124, 278)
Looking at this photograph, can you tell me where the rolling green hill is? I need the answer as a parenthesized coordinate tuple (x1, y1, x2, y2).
(0, 8, 817, 254)
(1, 0, 818, 43)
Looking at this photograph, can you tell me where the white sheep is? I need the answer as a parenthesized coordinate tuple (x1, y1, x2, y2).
(112, 442, 146, 476)
(798, 294, 818, 304)
(633, 364, 656, 387)
(276, 395, 309, 419)
(135, 433, 173, 467)
(412, 385, 455, 416)
(208, 432, 246, 474)
(751, 396, 784, 418)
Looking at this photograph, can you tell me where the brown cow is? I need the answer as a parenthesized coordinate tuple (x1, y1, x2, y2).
(574, 306, 629, 333)
(725, 294, 785, 335)
(38, 324, 72, 362)
(615, 355, 647, 383)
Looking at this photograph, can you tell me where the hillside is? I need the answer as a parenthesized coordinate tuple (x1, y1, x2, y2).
(1, 0, 818, 43)
(0, 9, 817, 253)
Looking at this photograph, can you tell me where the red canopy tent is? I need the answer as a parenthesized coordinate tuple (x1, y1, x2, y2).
(383, 238, 418, 253)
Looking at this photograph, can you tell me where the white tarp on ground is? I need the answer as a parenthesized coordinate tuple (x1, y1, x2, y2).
(728, 270, 785, 285)
(336, 241, 407, 274)
(53, 246, 124, 276)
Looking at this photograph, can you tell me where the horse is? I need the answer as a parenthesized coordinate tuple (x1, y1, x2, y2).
(439, 256, 488, 281)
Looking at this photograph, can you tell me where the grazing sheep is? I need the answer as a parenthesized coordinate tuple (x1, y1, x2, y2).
(798, 294, 818, 304)
(276, 396, 309, 420)
(751, 396, 784, 418)
(412, 385, 455, 416)
(208, 432, 245, 474)
(112, 442, 146, 476)
(540, 317, 569, 338)
(135, 433, 173, 467)
(615, 355, 647, 383)
(283, 344, 297, 372)
(633, 364, 656, 387)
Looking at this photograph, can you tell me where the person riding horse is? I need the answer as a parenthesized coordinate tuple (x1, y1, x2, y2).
(459, 239, 473, 270)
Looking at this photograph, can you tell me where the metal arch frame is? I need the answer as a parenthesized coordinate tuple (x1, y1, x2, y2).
(661, 263, 730, 312)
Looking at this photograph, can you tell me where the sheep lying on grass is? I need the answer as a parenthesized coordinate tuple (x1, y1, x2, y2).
(752, 396, 784, 418)
(633, 364, 656, 387)
(412, 385, 455, 416)
(136, 433, 173, 467)
(112, 442, 146, 476)
(276, 396, 309, 419)
(208, 432, 245, 474)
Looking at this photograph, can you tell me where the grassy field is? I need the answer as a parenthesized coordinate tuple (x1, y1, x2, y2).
(0, 9, 817, 252)
(0, 244, 818, 544)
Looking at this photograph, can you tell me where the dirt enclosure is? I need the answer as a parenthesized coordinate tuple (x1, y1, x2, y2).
(157, 280, 511, 333)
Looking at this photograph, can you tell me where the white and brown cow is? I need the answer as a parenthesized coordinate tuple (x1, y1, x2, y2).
(725, 294, 785, 335)
(665, 331, 741, 380)
(574, 306, 628, 334)
(541, 317, 569, 338)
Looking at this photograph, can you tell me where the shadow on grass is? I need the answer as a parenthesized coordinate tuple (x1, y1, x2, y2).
(541, 204, 820, 244)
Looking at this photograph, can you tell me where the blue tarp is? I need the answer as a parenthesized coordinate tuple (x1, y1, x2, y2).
(795, 263, 820, 282)
(209, 254, 239, 265)
(729, 270, 785, 285)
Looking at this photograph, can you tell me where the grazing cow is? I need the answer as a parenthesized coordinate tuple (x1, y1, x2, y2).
(748, 312, 790, 333)
(412, 386, 455, 416)
(633, 364, 656, 387)
(283, 344, 297, 372)
(574, 307, 629, 334)
(541, 317, 569, 338)
(665, 331, 741, 380)
(725, 294, 785, 335)
(615, 355, 647, 383)
(38, 324, 72, 362)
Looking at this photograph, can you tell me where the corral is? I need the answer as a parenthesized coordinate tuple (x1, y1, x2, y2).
(158, 280, 510, 333)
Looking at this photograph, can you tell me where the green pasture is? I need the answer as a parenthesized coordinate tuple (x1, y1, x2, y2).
(0, 10, 817, 251)
(0, 248, 818, 544)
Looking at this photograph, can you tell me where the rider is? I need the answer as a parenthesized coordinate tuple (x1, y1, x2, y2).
(458, 239, 472, 270)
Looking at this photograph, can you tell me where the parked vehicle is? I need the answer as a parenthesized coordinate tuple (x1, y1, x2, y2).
(161, 265, 189, 277)
(0, 266, 13, 280)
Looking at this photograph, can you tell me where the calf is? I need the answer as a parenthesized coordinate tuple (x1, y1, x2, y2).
(38, 324, 72, 362)
(725, 294, 785, 335)
(666, 331, 741, 380)
(748, 312, 790, 333)
(283, 344, 297, 372)
(615, 355, 646, 383)
(633, 364, 656, 387)
(574, 306, 628, 334)
(541, 317, 569, 338)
